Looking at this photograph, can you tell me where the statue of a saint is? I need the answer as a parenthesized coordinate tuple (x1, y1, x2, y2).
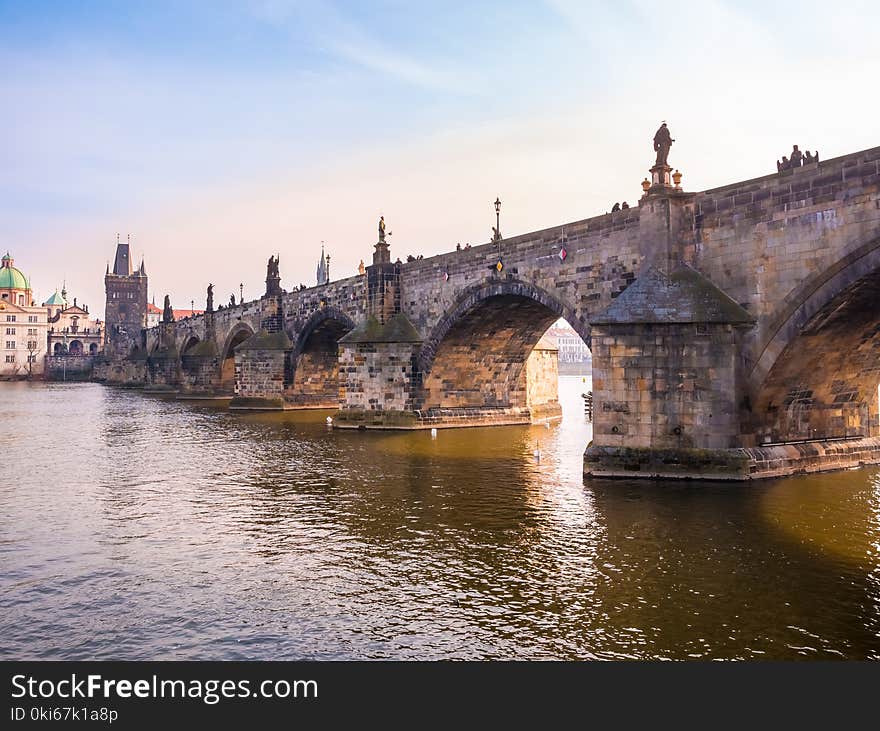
(206, 283, 214, 313)
(789, 145, 803, 168)
(267, 255, 280, 280)
(230, 293, 236, 307)
(653, 122, 674, 167)
(162, 294, 174, 323)
(378, 216, 386, 242)
(358, 259, 365, 275)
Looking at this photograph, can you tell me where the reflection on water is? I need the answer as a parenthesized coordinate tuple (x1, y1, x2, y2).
(1, 377, 878, 659)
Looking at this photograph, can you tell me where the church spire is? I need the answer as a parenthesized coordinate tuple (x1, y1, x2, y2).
(316, 242, 328, 285)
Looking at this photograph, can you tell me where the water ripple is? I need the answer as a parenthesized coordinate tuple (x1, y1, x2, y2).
(0, 379, 878, 659)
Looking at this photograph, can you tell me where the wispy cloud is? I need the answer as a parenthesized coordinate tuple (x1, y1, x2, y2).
(248, 0, 475, 92)
(4, 0, 879, 312)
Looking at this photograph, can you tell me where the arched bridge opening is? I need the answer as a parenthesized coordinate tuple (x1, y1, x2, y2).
(286, 310, 355, 408)
(179, 335, 201, 375)
(220, 324, 254, 395)
(749, 267, 880, 444)
(416, 281, 589, 423)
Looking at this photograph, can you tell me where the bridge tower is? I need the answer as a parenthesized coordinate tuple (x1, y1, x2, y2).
(103, 235, 148, 356)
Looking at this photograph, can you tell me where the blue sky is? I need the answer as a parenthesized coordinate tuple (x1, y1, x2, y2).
(2, 0, 878, 311)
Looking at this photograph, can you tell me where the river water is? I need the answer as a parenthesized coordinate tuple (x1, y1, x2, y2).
(1, 377, 879, 660)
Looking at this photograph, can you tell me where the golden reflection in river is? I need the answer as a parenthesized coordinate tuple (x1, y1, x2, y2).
(1, 378, 878, 659)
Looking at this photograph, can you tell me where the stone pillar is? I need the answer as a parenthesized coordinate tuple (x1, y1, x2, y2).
(144, 320, 181, 393)
(367, 238, 399, 325)
(334, 237, 426, 428)
(180, 324, 221, 400)
(584, 264, 755, 479)
(525, 334, 562, 423)
(230, 260, 292, 410)
(638, 180, 695, 274)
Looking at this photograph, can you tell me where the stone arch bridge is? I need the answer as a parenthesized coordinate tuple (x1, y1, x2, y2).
(99, 144, 880, 479)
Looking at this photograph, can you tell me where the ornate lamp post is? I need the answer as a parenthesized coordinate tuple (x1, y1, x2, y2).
(493, 197, 503, 271)
(191, 299, 195, 317)
(239, 282, 244, 305)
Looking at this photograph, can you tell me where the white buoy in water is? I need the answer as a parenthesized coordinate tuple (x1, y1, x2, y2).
(326, 416, 333, 425)
(430, 428, 438, 438)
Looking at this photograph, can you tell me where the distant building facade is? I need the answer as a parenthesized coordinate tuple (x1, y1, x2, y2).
(45, 285, 104, 357)
(104, 237, 148, 354)
(146, 298, 162, 328)
(0, 252, 47, 378)
(545, 324, 591, 363)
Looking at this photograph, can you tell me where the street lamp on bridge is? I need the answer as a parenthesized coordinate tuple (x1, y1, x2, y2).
(493, 197, 504, 271)
(239, 282, 244, 305)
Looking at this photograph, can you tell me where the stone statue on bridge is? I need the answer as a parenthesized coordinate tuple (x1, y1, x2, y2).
(653, 122, 674, 167)
(265, 255, 282, 296)
(229, 293, 236, 307)
(378, 216, 386, 242)
(206, 283, 214, 313)
(162, 294, 174, 323)
(267, 255, 280, 281)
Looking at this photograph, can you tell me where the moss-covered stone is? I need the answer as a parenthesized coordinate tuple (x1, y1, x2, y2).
(229, 396, 286, 410)
(332, 408, 423, 429)
(584, 444, 753, 480)
(236, 330, 293, 351)
(338, 313, 422, 344)
(591, 263, 754, 325)
(184, 339, 219, 357)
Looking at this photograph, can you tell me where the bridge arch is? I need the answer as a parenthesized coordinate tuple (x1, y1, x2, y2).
(179, 333, 202, 380)
(286, 307, 356, 407)
(219, 322, 254, 393)
(416, 278, 589, 414)
(750, 234, 880, 390)
(180, 334, 201, 356)
(418, 279, 589, 374)
(749, 237, 880, 443)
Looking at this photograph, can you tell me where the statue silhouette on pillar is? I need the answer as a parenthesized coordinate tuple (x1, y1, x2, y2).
(648, 122, 676, 188)
(265, 255, 282, 296)
(162, 294, 174, 323)
(653, 122, 674, 167)
(267, 255, 280, 280)
(374, 216, 392, 265)
(206, 283, 214, 313)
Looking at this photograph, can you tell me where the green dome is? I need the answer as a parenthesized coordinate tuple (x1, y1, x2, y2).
(43, 290, 66, 306)
(0, 252, 29, 291)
